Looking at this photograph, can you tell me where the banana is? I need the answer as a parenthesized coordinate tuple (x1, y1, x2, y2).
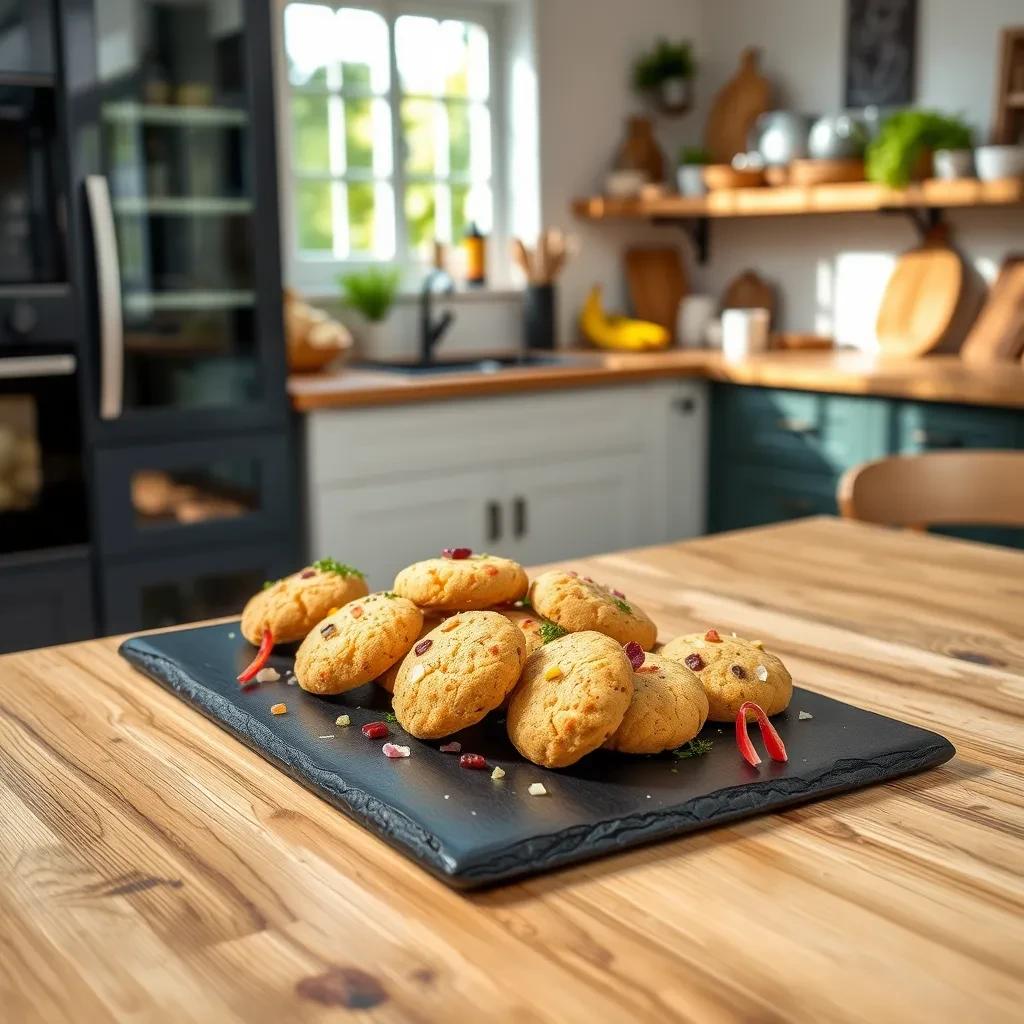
(579, 285, 670, 351)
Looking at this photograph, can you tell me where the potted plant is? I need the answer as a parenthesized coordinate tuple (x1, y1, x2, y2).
(866, 110, 973, 187)
(338, 266, 401, 358)
(632, 38, 695, 115)
(677, 146, 711, 196)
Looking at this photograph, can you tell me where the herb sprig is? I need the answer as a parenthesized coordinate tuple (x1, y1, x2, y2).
(612, 597, 633, 615)
(312, 558, 365, 579)
(538, 621, 569, 645)
(672, 738, 713, 760)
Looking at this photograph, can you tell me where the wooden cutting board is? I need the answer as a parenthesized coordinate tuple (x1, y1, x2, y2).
(705, 48, 772, 164)
(876, 233, 965, 357)
(960, 255, 1024, 364)
(721, 269, 776, 323)
(624, 247, 688, 337)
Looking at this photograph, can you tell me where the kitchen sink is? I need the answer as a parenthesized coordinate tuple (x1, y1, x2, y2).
(356, 353, 595, 375)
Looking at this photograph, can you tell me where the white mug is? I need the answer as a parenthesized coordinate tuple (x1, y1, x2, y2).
(677, 294, 716, 347)
(721, 308, 770, 360)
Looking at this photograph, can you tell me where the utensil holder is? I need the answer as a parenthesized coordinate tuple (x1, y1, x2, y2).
(523, 284, 556, 350)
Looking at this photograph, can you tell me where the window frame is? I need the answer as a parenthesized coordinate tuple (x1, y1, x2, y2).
(274, 0, 507, 293)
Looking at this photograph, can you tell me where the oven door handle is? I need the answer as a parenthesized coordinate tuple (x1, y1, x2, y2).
(84, 175, 124, 420)
(0, 354, 77, 379)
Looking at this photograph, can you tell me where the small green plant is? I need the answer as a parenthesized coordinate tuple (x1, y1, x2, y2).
(338, 266, 401, 322)
(866, 110, 973, 189)
(678, 145, 712, 166)
(632, 38, 695, 92)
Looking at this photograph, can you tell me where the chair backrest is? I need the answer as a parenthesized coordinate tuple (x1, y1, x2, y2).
(838, 450, 1024, 529)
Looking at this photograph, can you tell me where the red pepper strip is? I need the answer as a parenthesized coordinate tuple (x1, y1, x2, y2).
(238, 629, 274, 684)
(735, 700, 788, 766)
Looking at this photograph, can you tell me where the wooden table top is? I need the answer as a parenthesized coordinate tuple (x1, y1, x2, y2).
(288, 350, 1024, 412)
(2, 518, 1022, 1023)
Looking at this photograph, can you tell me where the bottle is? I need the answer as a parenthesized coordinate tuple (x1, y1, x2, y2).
(462, 222, 486, 288)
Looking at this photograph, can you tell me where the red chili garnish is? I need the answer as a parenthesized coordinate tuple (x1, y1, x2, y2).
(730, 664, 747, 679)
(705, 628, 722, 643)
(442, 547, 472, 559)
(684, 653, 705, 672)
(414, 638, 433, 655)
(623, 640, 645, 671)
(237, 629, 273, 684)
(300, 568, 316, 579)
(735, 701, 788, 768)
(361, 721, 389, 739)
(459, 753, 487, 770)
(350, 605, 363, 619)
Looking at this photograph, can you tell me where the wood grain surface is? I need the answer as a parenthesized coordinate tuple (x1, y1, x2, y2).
(2, 518, 1022, 1023)
(288, 349, 1024, 412)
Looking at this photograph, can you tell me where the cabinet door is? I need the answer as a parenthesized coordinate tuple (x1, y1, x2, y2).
(504, 454, 648, 567)
(310, 469, 504, 589)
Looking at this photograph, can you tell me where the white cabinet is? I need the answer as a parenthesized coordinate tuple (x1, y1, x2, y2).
(304, 381, 707, 588)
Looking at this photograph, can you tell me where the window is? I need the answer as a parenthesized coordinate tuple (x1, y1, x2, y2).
(280, 1, 499, 285)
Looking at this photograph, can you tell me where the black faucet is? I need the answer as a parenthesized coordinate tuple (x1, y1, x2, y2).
(420, 268, 455, 363)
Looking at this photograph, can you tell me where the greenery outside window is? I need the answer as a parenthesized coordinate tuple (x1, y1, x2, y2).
(280, 0, 500, 288)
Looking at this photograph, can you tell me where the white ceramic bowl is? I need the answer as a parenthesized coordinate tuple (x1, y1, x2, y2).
(974, 145, 1024, 182)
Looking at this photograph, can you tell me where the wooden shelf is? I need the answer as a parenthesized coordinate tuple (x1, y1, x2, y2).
(572, 178, 1024, 223)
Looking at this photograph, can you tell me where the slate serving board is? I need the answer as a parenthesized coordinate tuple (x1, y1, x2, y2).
(120, 623, 955, 889)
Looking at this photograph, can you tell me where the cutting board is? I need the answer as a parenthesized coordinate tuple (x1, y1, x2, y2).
(120, 623, 955, 889)
(960, 255, 1024, 364)
(624, 247, 688, 337)
(721, 269, 776, 323)
(705, 48, 772, 164)
(876, 233, 965, 357)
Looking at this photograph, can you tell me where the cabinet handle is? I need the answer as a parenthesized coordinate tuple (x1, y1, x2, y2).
(486, 500, 503, 542)
(911, 428, 964, 448)
(672, 396, 696, 414)
(513, 496, 527, 539)
(775, 417, 818, 436)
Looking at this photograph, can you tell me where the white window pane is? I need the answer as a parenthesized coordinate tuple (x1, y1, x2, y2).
(284, 3, 334, 88)
(469, 103, 491, 180)
(405, 182, 437, 257)
(439, 20, 489, 99)
(465, 23, 489, 100)
(291, 93, 330, 172)
(374, 182, 396, 258)
(396, 16, 441, 95)
(296, 179, 333, 253)
(343, 97, 391, 175)
(466, 183, 492, 234)
(336, 7, 390, 93)
(401, 98, 438, 174)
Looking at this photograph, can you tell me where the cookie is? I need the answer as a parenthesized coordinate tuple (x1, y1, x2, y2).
(506, 631, 633, 768)
(241, 559, 368, 645)
(375, 614, 443, 694)
(529, 570, 657, 651)
(661, 630, 793, 722)
(394, 552, 528, 611)
(604, 653, 709, 754)
(490, 607, 548, 657)
(294, 593, 423, 695)
(392, 611, 527, 739)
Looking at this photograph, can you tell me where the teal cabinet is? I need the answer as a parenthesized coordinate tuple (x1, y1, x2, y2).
(709, 384, 1023, 549)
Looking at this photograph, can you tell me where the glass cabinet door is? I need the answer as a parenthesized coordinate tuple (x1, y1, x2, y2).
(89, 0, 266, 416)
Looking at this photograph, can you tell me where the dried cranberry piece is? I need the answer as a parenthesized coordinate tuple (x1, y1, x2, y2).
(300, 568, 316, 579)
(414, 638, 433, 655)
(623, 640, 645, 671)
(684, 652, 706, 672)
(730, 664, 747, 679)
(459, 753, 488, 770)
(361, 721, 389, 739)
(442, 547, 472, 560)
(611, 588, 626, 599)
(705, 628, 722, 643)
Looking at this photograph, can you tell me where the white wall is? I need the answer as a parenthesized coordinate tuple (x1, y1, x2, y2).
(685, 0, 1024, 345)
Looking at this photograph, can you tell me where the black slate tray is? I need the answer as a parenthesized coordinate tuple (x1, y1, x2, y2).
(120, 623, 955, 889)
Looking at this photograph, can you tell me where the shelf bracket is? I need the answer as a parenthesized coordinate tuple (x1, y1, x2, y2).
(881, 205, 944, 240)
(654, 216, 710, 264)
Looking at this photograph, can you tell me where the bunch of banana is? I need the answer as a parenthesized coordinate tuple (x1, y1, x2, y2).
(578, 285, 670, 351)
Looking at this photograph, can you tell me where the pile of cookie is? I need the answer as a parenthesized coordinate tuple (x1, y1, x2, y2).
(240, 550, 793, 769)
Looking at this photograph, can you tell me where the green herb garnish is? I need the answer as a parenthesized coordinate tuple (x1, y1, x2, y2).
(672, 738, 713, 760)
(384, 711, 397, 723)
(538, 621, 568, 645)
(515, 595, 532, 611)
(382, 591, 398, 599)
(262, 579, 277, 590)
(312, 558, 365, 579)
(612, 597, 632, 615)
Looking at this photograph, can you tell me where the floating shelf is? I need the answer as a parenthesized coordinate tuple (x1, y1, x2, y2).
(113, 196, 254, 216)
(102, 102, 249, 127)
(123, 290, 255, 314)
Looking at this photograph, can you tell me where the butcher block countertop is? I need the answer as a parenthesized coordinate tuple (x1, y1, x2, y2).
(288, 349, 1024, 411)
(2, 517, 1022, 1023)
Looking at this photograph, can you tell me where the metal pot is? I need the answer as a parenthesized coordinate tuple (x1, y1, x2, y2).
(808, 114, 867, 160)
(751, 111, 811, 166)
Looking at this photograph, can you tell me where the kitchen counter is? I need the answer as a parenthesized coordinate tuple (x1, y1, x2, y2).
(288, 349, 1024, 411)
(2, 517, 1021, 1023)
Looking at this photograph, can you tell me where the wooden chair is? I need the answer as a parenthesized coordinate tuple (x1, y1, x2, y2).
(838, 450, 1024, 531)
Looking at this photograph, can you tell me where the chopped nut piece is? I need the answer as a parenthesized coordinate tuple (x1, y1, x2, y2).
(335, 714, 351, 727)
(491, 766, 506, 780)
(543, 665, 564, 681)
(798, 710, 814, 720)
(755, 664, 769, 682)
(751, 639, 764, 649)
(350, 605, 363, 619)
(271, 703, 287, 716)
(528, 782, 548, 797)
(440, 617, 460, 632)
(705, 628, 722, 643)
(327, 606, 339, 616)
(408, 663, 426, 684)
(255, 667, 281, 683)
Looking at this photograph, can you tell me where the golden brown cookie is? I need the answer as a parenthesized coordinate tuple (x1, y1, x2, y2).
(661, 629, 792, 722)
(375, 614, 443, 694)
(604, 652, 709, 754)
(241, 560, 368, 645)
(490, 607, 548, 656)
(392, 611, 527, 739)
(529, 570, 657, 650)
(506, 631, 633, 768)
(394, 553, 528, 611)
(294, 593, 423, 695)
